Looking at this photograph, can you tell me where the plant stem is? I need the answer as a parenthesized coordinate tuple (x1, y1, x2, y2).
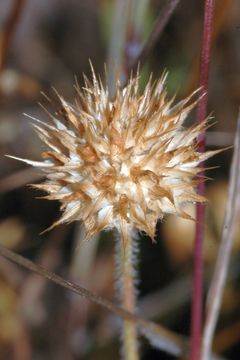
(122, 0, 149, 82)
(107, 0, 130, 97)
(190, 1, 215, 360)
(0, 0, 26, 71)
(128, 0, 180, 77)
(0, 243, 186, 355)
(201, 114, 240, 360)
(117, 224, 139, 360)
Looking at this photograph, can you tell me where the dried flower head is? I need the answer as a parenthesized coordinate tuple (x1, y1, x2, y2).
(10, 69, 218, 241)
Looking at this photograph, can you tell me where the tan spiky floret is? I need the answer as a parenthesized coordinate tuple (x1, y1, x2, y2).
(10, 69, 218, 241)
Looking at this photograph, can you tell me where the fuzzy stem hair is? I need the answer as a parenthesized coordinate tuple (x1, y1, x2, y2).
(115, 225, 139, 360)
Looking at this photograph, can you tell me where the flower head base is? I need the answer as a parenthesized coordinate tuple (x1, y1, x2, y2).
(11, 69, 218, 241)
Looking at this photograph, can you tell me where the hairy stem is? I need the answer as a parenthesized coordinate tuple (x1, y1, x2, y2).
(190, 1, 215, 360)
(116, 225, 139, 360)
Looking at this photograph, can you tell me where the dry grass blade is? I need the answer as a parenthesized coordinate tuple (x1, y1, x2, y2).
(0, 168, 42, 193)
(129, 0, 180, 76)
(201, 112, 240, 360)
(122, 0, 149, 84)
(0, 243, 187, 356)
(0, 0, 26, 71)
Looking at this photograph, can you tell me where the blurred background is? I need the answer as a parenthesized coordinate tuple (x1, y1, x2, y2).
(0, 0, 240, 359)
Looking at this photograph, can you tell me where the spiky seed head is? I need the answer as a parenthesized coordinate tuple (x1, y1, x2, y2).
(10, 69, 218, 242)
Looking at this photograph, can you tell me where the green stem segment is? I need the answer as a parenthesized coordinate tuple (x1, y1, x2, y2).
(118, 224, 139, 360)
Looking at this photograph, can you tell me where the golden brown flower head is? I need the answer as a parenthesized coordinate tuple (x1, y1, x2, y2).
(11, 69, 217, 241)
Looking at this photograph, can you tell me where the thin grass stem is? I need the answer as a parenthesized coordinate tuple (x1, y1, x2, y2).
(201, 113, 240, 360)
(191, 1, 215, 360)
(128, 0, 180, 77)
(0, 0, 26, 71)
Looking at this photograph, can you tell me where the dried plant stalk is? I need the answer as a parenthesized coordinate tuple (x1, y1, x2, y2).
(0, 243, 187, 356)
(191, 1, 215, 359)
(130, 0, 180, 76)
(0, 0, 26, 71)
(201, 113, 240, 360)
(123, 0, 149, 82)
